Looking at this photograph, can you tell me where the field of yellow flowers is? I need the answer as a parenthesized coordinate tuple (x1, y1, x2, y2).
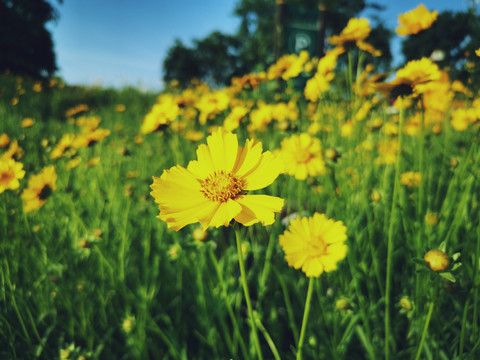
(2, 6, 480, 359)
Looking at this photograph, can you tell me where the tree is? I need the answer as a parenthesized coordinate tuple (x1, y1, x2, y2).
(0, 0, 62, 78)
(162, 0, 392, 87)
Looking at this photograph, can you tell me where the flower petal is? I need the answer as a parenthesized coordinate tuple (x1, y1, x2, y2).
(234, 195, 284, 226)
(207, 199, 242, 228)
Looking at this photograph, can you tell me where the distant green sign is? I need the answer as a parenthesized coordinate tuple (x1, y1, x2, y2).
(283, 4, 319, 55)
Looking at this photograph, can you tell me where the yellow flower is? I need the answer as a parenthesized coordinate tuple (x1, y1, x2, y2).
(328, 18, 371, 46)
(424, 249, 449, 272)
(375, 58, 441, 97)
(21, 165, 57, 213)
(451, 108, 476, 131)
(115, 104, 126, 112)
(0, 133, 10, 148)
(66, 156, 82, 169)
(223, 105, 248, 132)
(73, 128, 111, 148)
(476, 48, 480, 57)
(141, 94, 179, 134)
(21, 118, 35, 128)
(267, 51, 309, 80)
(0, 158, 25, 193)
(150, 129, 284, 231)
(279, 213, 348, 277)
(396, 4, 438, 36)
(400, 171, 421, 187)
(276, 133, 326, 180)
(65, 104, 89, 118)
(1, 140, 24, 161)
(184, 130, 205, 142)
(33, 82, 42, 92)
(195, 90, 230, 125)
(50, 134, 76, 159)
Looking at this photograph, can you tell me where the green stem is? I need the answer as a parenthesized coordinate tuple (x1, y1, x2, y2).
(414, 301, 434, 360)
(235, 224, 264, 360)
(208, 246, 249, 359)
(296, 277, 315, 360)
(460, 297, 470, 360)
(385, 97, 404, 360)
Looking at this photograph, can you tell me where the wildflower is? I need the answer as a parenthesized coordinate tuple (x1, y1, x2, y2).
(327, 18, 380, 56)
(122, 315, 135, 333)
(33, 82, 42, 92)
(193, 226, 208, 241)
(336, 298, 349, 311)
(267, 51, 309, 80)
(476, 48, 480, 57)
(141, 94, 179, 133)
(425, 212, 438, 226)
(184, 130, 205, 142)
(370, 189, 381, 202)
(396, 4, 438, 36)
(195, 90, 230, 125)
(304, 47, 343, 101)
(115, 104, 126, 112)
(400, 171, 421, 187)
(1, 140, 24, 161)
(73, 128, 111, 148)
(276, 133, 326, 180)
(150, 129, 284, 230)
(21, 118, 35, 128)
(399, 296, 413, 311)
(0, 158, 25, 193)
(21, 165, 57, 213)
(279, 213, 348, 277)
(224, 105, 248, 132)
(65, 104, 89, 118)
(424, 249, 449, 272)
(375, 58, 441, 97)
(66, 157, 81, 169)
(451, 108, 476, 131)
(50, 134, 76, 159)
(0, 133, 10, 147)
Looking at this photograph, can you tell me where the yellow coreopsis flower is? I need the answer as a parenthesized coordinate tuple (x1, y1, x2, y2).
(150, 128, 284, 231)
(141, 94, 179, 134)
(279, 213, 348, 277)
(0, 158, 25, 193)
(400, 171, 421, 187)
(276, 133, 326, 180)
(0, 133, 10, 148)
(21, 165, 57, 213)
(328, 18, 371, 46)
(375, 58, 441, 97)
(267, 51, 309, 81)
(396, 4, 438, 36)
(50, 134, 76, 159)
(451, 108, 477, 131)
(21, 118, 35, 128)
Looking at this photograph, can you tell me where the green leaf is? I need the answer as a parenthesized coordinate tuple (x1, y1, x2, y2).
(452, 253, 461, 262)
(439, 272, 456, 282)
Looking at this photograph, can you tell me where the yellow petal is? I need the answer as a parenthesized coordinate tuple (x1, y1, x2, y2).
(207, 199, 242, 228)
(206, 129, 238, 172)
(234, 195, 284, 226)
(242, 151, 283, 190)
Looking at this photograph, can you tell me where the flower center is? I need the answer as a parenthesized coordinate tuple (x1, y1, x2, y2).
(296, 150, 313, 163)
(307, 237, 328, 257)
(200, 171, 245, 202)
(0, 170, 14, 184)
(39, 185, 53, 200)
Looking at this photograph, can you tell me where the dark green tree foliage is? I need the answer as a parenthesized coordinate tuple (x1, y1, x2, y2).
(401, 10, 479, 79)
(0, 0, 61, 78)
(162, 0, 392, 87)
(162, 40, 204, 87)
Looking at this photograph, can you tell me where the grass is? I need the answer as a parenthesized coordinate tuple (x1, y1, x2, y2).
(0, 52, 480, 360)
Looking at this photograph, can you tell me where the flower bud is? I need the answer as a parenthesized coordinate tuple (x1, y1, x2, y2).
(424, 249, 449, 272)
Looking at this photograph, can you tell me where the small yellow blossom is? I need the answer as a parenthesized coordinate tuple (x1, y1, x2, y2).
(424, 249, 449, 272)
(400, 171, 421, 187)
(396, 4, 438, 36)
(21, 118, 35, 128)
(0, 133, 10, 148)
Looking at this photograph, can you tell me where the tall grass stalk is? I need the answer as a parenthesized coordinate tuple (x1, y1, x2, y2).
(296, 277, 315, 360)
(234, 224, 264, 360)
(385, 97, 405, 360)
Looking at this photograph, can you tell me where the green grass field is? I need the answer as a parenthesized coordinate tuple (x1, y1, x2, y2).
(1, 45, 480, 360)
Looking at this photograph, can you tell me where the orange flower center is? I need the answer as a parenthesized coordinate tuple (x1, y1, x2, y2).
(200, 171, 245, 202)
(296, 150, 313, 163)
(0, 169, 14, 185)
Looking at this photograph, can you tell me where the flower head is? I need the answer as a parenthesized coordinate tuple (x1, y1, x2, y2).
(21, 165, 57, 213)
(0, 158, 25, 193)
(279, 213, 348, 277)
(424, 249, 449, 272)
(276, 133, 326, 180)
(396, 4, 438, 36)
(150, 129, 284, 231)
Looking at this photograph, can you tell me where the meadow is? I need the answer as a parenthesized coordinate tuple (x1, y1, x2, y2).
(1, 12, 480, 360)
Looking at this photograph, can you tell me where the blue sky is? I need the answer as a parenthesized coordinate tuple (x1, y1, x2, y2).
(47, 0, 475, 90)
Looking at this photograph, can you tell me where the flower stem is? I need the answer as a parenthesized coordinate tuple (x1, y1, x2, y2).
(234, 224, 263, 360)
(414, 301, 434, 360)
(385, 97, 404, 360)
(296, 277, 315, 360)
